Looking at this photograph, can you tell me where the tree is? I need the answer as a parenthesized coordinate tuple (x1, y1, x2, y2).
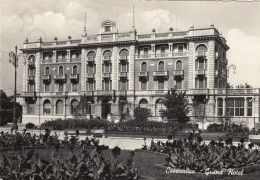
(160, 89, 190, 124)
(133, 106, 151, 123)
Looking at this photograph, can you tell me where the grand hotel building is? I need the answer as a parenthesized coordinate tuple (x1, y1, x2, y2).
(21, 20, 260, 129)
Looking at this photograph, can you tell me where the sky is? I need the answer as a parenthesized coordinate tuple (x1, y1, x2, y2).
(0, 0, 260, 95)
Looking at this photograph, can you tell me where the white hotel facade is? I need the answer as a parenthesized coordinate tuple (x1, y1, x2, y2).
(20, 20, 260, 129)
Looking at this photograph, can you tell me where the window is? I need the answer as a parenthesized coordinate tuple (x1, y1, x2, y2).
(155, 99, 166, 116)
(218, 98, 223, 116)
(56, 100, 64, 114)
(158, 78, 164, 90)
(158, 61, 164, 71)
(59, 66, 63, 75)
(141, 62, 147, 72)
(45, 67, 50, 75)
(43, 100, 51, 114)
(71, 100, 79, 114)
(144, 47, 149, 54)
(178, 46, 183, 52)
(73, 66, 77, 74)
(72, 83, 77, 92)
(120, 61, 127, 72)
(176, 78, 182, 89)
(103, 50, 112, 59)
(87, 81, 94, 91)
(139, 99, 148, 108)
(87, 64, 94, 73)
(104, 63, 110, 72)
(141, 79, 147, 90)
(28, 67, 35, 76)
(196, 76, 206, 89)
(45, 84, 50, 92)
(119, 79, 127, 90)
(247, 98, 253, 116)
(58, 83, 63, 92)
(161, 47, 166, 54)
(28, 83, 34, 92)
(104, 80, 110, 90)
(176, 60, 182, 70)
(105, 26, 111, 32)
(196, 44, 207, 51)
(226, 98, 244, 116)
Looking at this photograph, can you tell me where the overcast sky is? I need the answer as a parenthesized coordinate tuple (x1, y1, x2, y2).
(1, 0, 260, 95)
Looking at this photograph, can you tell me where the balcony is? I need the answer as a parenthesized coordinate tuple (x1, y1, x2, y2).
(42, 75, 51, 81)
(173, 52, 188, 57)
(119, 72, 128, 78)
(23, 92, 35, 97)
(192, 89, 209, 95)
(42, 59, 53, 64)
(173, 70, 184, 77)
(86, 73, 95, 79)
(119, 54, 127, 61)
(103, 72, 111, 78)
(155, 53, 168, 58)
(103, 55, 111, 62)
(138, 71, 149, 78)
(28, 60, 35, 66)
(136, 54, 151, 59)
(28, 75, 35, 82)
(196, 69, 206, 76)
(56, 58, 67, 63)
(70, 58, 81, 62)
(70, 74, 79, 81)
(153, 71, 169, 77)
(87, 56, 95, 62)
(54, 74, 67, 81)
(95, 90, 114, 96)
(196, 50, 206, 57)
(117, 90, 127, 96)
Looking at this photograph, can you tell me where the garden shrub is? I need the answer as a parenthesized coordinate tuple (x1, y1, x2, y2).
(25, 122, 35, 129)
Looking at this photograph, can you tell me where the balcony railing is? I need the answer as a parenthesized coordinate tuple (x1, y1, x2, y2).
(215, 52, 219, 59)
(56, 59, 67, 63)
(173, 52, 188, 57)
(155, 53, 167, 57)
(215, 70, 219, 77)
(117, 90, 127, 96)
(196, 69, 206, 76)
(103, 72, 111, 78)
(138, 71, 149, 77)
(70, 58, 81, 62)
(136, 54, 151, 59)
(103, 55, 111, 61)
(42, 59, 53, 64)
(173, 70, 184, 76)
(86, 73, 95, 79)
(192, 89, 209, 95)
(87, 56, 95, 62)
(119, 72, 128, 78)
(95, 90, 114, 96)
(70, 74, 79, 80)
(119, 54, 127, 60)
(42, 75, 51, 81)
(28, 76, 35, 81)
(153, 71, 169, 77)
(196, 50, 206, 57)
(28, 61, 35, 66)
(23, 92, 34, 97)
(54, 74, 67, 81)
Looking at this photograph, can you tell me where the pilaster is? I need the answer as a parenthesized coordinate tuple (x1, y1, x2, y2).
(188, 42, 195, 89)
(81, 48, 87, 91)
(129, 45, 135, 90)
(112, 46, 118, 90)
(35, 52, 41, 92)
(96, 48, 102, 90)
(208, 40, 215, 89)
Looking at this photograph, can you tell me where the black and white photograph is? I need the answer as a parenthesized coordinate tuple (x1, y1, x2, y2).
(1, 0, 260, 179)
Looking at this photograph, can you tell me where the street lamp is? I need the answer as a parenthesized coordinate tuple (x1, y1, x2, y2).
(9, 46, 27, 132)
(225, 64, 236, 125)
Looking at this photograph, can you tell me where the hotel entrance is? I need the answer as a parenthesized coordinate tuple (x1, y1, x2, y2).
(102, 99, 111, 119)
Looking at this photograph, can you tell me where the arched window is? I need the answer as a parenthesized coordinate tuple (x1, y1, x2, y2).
(119, 49, 129, 56)
(59, 66, 63, 75)
(196, 44, 207, 51)
(45, 67, 50, 75)
(139, 99, 148, 108)
(71, 99, 79, 114)
(87, 51, 96, 61)
(141, 62, 147, 71)
(155, 99, 166, 116)
(103, 50, 112, 60)
(56, 100, 64, 114)
(43, 100, 51, 114)
(176, 60, 182, 70)
(158, 61, 164, 71)
(28, 55, 36, 64)
(73, 66, 77, 74)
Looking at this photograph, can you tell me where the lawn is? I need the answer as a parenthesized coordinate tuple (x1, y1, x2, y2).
(1, 147, 258, 180)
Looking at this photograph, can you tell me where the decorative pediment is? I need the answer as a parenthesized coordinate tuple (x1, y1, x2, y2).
(101, 20, 116, 27)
